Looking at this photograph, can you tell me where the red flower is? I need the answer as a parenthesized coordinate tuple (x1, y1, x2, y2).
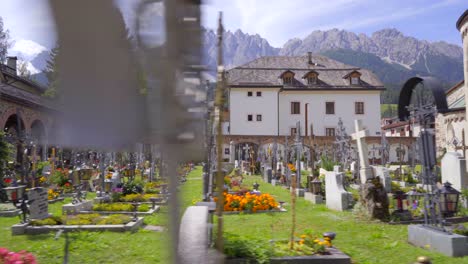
(64, 182, 71, 187)
(4, 178, 12, 184)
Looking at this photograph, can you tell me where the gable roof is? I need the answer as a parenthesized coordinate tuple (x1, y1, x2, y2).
(227, 55, 384, 90)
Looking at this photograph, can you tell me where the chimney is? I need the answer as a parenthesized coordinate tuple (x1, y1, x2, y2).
(6, 56, 17, 75)
(308, 52, 314, 65)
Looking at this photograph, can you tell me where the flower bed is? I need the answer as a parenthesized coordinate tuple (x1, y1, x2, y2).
(12, 215, 144, 235)
(224, 231, 350, 264)
(30, 214, 132, 226)
(218, 192, 280, 213)
(92, 203, 150, 212)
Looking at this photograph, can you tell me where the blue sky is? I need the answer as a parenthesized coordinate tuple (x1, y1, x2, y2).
(0, 0, 465, 58)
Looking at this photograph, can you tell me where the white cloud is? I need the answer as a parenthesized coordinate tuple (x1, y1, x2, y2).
(10, 39, 47, 60)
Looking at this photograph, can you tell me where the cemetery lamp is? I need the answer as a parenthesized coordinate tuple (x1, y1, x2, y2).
(406, 188, 423, 210)
(439, 182, 460, 217)
(393, 190, 408, 212)
(3, 185, 26, 202)
(311, 177, 322, 195)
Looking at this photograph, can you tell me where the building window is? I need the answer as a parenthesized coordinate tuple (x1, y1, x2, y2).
(256, 91, 262, 97)
(224, 148, 230, 155)
(307, 76, 317, 85)
(247, 91, 253, 97)
(291, 127, 297, 136)
(291, 102, 300, 114)
(325, 128, 335, 136)
(247, 114, 253, 121)
(256, 114, 262, 121)
(325, 102, 335, 115)
(283, 76, 292, 85)
(351, 77, 360, 85)
(355, 102, 364, 114)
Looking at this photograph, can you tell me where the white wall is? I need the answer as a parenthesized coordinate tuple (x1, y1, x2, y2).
(229, 88, 279, 135)
(278, 90, 382, 136)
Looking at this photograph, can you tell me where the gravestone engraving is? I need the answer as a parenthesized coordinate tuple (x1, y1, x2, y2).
(28, 187, 49, 220)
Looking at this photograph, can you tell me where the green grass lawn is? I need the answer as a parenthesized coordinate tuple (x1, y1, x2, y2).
(0, 166, 205, 264)
(221, 175, 468, 264)
(1, 167, 467, 263)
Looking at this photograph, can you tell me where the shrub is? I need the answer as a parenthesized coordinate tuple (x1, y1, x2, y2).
(138, 204, 150, 212)
(97, 214, 131, 225)
(122, 180, 143, 195)
(93, 203, 133, 212)
(30, 216, 64, 226)
(224, 233, 271, 264)
(120, 193, 157, 202)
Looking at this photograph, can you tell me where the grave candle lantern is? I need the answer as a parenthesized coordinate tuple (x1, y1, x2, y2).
(393, 190, 408, 212)
(311, 177, 322, 195)
(439, 182, 460, 217)
(406, 188, 423, 210)
(3, 185, 26, 202)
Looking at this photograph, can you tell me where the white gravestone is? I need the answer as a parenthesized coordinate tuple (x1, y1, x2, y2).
(28, 187, 50, 220)
(441, 152, 468, 192)
(325, 169, 353, 211)
(352, 120, 373, 183)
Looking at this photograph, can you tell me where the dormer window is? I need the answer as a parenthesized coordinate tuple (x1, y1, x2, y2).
(302, 70, 319, 85)
(343, 70, 362, 86)
(279, 70, 295, 86)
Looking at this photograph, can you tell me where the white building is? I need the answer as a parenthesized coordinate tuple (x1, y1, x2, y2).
(227, 54, 384, 138)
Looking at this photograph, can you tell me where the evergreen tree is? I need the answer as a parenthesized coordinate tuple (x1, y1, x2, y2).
(0, 17, 10, 63)
(43, 45, 59, 98)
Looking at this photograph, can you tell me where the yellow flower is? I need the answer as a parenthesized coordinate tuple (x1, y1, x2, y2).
(300, 234, 307, 239)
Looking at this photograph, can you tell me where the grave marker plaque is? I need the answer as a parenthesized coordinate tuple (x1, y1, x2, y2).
(28, 187, 49, 220)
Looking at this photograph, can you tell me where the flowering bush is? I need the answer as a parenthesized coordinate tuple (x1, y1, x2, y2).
(50, 168, 71, 187)
(0, 248, 38, 264)
(287, 163, 297, 173)
(47, 189, 60, 200)
(273, 230, 331, 257)
(219, 192, 279, 212)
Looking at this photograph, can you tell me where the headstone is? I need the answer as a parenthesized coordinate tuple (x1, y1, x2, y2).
(325, 171, 353, 211)
(266, 168, 272, 183)
(441, 152, 468, 192)
(372, 166, 392, 193)
(350, 161, 356, 173)
(28, 187, 50, 220)
(229, 141, 235, 163)
(352, 120, 373, 183)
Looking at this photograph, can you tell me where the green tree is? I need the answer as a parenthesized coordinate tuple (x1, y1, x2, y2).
(43, 45, 59, 98)
(0, 132, 13, 202)
(0, 17, 11, 63)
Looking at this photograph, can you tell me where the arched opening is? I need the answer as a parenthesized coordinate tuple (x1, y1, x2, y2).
(4, 114, 25, 139)
(3, 114, 26, 165)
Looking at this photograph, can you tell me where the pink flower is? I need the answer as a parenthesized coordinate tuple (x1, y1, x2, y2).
(0, 247, 9, 258)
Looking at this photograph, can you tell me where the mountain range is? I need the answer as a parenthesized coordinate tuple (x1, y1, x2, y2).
(27, 28, 463, 103)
